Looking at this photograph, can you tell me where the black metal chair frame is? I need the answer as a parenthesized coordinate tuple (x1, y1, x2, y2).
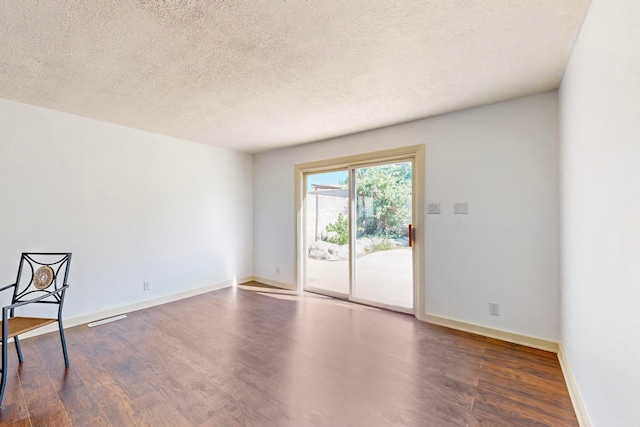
(0, 253, 71, 406)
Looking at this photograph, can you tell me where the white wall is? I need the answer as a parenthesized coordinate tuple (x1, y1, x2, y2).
(254, 92, 560, 341)
(559, 0, 640, 424)
(0, 98, 253, 319)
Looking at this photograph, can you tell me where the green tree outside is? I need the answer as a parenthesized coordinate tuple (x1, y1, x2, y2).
(325, 163, 411, 244)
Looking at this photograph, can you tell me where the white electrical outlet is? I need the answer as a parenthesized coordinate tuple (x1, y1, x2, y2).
(143, 281, 151, 291)
(276, 267, 280, 274)
(489, 302, 500, 316)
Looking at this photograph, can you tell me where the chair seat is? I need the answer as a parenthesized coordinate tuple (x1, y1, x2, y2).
(1, 317, 57, 339)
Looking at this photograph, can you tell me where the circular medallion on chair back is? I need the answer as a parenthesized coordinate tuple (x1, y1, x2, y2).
(34, 266, 54, 290)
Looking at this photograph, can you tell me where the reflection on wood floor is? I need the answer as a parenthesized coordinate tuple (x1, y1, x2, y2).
(0, 282, 578, 426)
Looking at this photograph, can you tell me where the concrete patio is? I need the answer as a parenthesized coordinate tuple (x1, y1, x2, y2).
(306, 248, 413, 309)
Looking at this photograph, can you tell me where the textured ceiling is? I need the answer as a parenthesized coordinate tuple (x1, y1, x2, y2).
(0, 1, 591, 153)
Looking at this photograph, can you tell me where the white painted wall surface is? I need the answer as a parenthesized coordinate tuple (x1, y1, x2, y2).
(254, 92, 560, 341)
(0, 98, 253, 319)
(559, 0, 640, 424)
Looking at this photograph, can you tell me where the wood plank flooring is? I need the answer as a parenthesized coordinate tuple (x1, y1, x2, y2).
(0, 282, 578, 426)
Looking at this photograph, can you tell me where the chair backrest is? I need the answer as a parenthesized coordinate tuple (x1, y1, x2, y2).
(13, 253, 72, 305)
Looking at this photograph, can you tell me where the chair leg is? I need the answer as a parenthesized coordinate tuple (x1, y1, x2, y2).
(14, 336, 24, 363)
(0, 329, 8, 407)
(59, 321, 69, 367)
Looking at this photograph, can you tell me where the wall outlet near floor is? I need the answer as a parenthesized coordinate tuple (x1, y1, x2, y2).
(428, 202, 440, 214)
(489, 302, 500, 316)
(143, 281, 151, 291)
(276, 266, 280, 274)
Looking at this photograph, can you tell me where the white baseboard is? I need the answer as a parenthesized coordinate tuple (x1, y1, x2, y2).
(558, 344, 592, 427)
(424, 314, 559, 353)
(249, 276, 296, 291)
(16, 276, 252, 341)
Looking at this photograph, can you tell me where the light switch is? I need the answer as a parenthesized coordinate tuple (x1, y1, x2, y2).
(428, 203, 440, 214)
(454, 203, 469, 214)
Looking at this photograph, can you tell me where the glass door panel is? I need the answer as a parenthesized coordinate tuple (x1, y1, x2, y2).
(304, 170, 350, 296)
(353, 162, 413, 309)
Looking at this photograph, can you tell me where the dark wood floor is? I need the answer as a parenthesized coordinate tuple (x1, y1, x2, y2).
(0, 282, 578, 426)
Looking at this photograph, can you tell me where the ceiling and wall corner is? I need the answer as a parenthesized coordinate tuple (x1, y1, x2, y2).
(0, 1, 590, 153)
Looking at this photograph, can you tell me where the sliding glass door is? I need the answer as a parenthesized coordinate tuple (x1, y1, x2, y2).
(303, 160, 414, 312)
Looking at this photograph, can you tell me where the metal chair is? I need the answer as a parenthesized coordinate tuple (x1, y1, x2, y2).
(0, 253, 72, 406)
